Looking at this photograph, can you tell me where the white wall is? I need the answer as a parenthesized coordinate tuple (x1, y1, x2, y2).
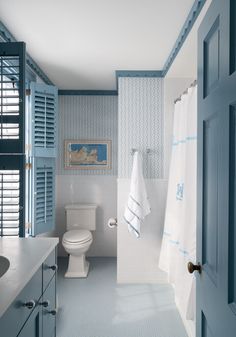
(117, 77, 167, 283)
(56, 175, 117, 257)
(56, 95, 118, 257)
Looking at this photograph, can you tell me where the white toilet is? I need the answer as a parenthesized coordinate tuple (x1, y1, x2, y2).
(62, 204, 97, 278)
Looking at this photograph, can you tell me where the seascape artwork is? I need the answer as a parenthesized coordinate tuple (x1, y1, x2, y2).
(65, 140, 111, 169)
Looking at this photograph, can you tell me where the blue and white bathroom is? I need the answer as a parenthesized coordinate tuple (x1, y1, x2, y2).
(0, 1, 236, 337)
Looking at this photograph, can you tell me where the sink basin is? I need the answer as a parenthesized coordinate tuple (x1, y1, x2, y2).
(0, 256, 10, 278)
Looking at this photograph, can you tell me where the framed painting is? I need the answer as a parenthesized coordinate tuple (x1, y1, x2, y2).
(64, 140, 111, 169)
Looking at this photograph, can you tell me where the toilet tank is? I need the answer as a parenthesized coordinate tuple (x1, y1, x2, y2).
(65, 204, 97, 231)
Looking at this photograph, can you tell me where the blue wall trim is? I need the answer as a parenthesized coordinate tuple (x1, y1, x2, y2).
(0, 21, 54, 85)
(116, 70, 163, 91)
(0, 0, 206, 88)
(58, 90, 118, 96)
(116, 70, 163, 78)
(162, 0, 206, 76)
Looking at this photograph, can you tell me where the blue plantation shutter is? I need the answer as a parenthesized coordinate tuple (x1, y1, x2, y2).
(0, 42, 26, 237)
(0, 155, 25, 237)
(0, 42, 26, 154)
(28, 82, 58, 236)
(33, 157, 55, 235)
(30, 82, 58, 157)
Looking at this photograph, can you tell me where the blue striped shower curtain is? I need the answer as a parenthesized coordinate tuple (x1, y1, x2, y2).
(159, 85, 197, 321)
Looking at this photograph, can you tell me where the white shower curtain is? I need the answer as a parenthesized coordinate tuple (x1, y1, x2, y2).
(159, 85, 197, 322)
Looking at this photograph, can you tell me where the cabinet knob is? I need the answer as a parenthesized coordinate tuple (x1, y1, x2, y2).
(49, 309, 57, 316)
(23, 300, 36, 310)
(40, 300, 50, 308)
(49, 264, 58, 271)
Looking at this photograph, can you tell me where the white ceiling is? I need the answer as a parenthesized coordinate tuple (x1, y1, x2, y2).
(0, 0, 195, 89)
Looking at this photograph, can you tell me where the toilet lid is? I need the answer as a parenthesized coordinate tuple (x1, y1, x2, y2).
(63, 229, 92, 243)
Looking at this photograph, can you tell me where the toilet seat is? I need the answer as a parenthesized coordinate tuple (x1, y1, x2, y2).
(63, 229, 92, 244)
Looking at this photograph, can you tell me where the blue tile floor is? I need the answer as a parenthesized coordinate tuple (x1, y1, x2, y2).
(57, 257, 188, 337)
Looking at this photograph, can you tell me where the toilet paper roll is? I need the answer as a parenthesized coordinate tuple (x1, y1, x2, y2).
(107, 217, 117, 228)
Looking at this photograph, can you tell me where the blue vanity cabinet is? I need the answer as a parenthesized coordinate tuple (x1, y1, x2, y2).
(42, 249, 57, 291)
(0, 247, 58, 337)
(0, 267, 42, 337)
(17, 302, 42, 337)
(42, 276, 56, 337)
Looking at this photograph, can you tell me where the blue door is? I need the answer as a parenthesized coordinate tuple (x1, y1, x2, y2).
(195, 0, 236, 335)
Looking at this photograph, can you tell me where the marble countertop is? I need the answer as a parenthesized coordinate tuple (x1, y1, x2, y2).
(0, 237, 59, 318)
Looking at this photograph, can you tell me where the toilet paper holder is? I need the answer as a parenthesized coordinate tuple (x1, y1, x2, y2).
(107, 217, 118, 228)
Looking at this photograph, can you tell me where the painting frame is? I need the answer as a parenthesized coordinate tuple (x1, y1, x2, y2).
(64, 139, 112, 170)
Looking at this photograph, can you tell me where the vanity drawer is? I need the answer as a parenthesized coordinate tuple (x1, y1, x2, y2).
(42, 276, 56, 337)
(42, 249, 57, 291)
(0, 267, 42, 337)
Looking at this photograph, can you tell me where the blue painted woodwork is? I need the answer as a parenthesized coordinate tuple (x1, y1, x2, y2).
(32, 158, 55, 236)
(0, 22, 53, 86)
(116, 70, 163, 78)
(30, 82, 58, 158)
(0, 42, 25, 154)
(58, 89, 117, 95)
(0, 248, 57, 337)
(197, 0, 236, 335)
(116, 70, 163, 90)
(42, 250, 56, 291)
(0, 155, 25, 237)
(163, 0, 206, 76)
(0, 0, 207, 90)
(42, 276, 56, 337)
(17, 302, 42, 337)
(0, 267, 42, 337)
(28, 82, 58, 236)
(0, 42, 26, 238)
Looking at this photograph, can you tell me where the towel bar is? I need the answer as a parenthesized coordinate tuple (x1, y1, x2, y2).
(131, 148, 151, 155)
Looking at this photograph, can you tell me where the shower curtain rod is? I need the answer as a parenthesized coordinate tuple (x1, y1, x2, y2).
(174, 79, 197, 104)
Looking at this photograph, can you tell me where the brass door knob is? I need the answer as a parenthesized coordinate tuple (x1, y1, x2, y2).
(187, 262, 202, 274)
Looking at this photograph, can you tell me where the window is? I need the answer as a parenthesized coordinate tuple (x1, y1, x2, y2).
(0, 42, 25, 237)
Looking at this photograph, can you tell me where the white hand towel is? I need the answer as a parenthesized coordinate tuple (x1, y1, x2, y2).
(123, 151, 151, 237)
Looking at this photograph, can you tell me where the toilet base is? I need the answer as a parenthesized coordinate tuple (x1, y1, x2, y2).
(65, 253, 90, 278)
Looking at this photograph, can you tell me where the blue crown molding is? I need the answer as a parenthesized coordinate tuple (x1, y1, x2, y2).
(116, 70, 163, 90)
(0, 0, 206, 90)
(58, 90, 118, 96)
(162, 0, 206, 77)
(116, 70, 163, 78)
(0, 21, 54, 85)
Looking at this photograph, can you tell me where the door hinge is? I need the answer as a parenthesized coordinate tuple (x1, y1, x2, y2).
(25, 163, 32, 170)
(25, 222, 32, 230)
(25, 144, 32, 151)
(26, 89, 31, 96)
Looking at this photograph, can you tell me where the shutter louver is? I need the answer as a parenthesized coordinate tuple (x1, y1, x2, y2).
(33, 158, 55, 235)
(0, 156, 24, 237)
(0, 43, 25, 237)
(0, 43, 25, 154)
(31, 83, 57, 157)
(0, 170, 20, 236)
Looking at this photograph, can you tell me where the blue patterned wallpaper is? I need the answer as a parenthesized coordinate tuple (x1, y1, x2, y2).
(118, 77, 163, 178)
(57, 95, 118, 175)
